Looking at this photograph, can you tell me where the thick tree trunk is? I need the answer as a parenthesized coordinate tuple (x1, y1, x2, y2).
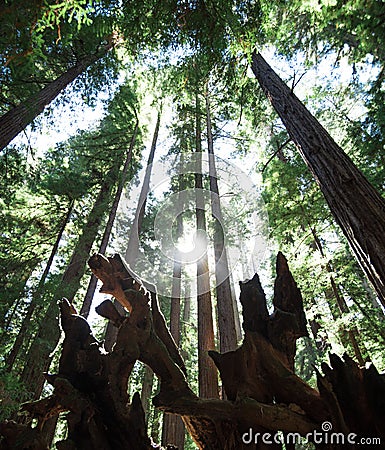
(20, 178, 113, 401)
(251, 51, 385, 307)
(205, 87, 238, 353)
(5, 199, 74, 372)
(229, 272, 242, 342)
(80, 119, 139, 317)
(195, 92, 219, 399)
(0, 37, 117, 151)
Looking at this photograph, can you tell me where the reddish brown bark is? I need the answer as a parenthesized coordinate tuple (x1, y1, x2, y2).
(205, 87, 238, 353)
(195, 91, 219, 399)
(252, 51, 385, 308)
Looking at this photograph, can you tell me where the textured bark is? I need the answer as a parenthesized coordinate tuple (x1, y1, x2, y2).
(183, 290, 191, 324)
(195, 91, 219, 399)
(205, 87, 238, 353)
(80, 119, 139, 317)
(5, 199, 74, 372)
(3, 252, 385, 449)
(0, 37, 117, 151)
(252, 51, 385, 307)
(229, 272, 242, 342)
(317, 353, 385, 440)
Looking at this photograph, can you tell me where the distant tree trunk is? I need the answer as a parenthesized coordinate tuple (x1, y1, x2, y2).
(0, 36, 117, 151)
(195, 91, 219, 399)
(310, 228, 369, 365)
(183, 284, 191, 325)
(141, 365, 155, 422)
(205, 87, 238, 353)
(0, 267, 35, 332)
(103, 302, 126, 352)
(125, 111, 160, 267)
(80, 118, 139, 318)
(104, 111, 160, 348)
(111, 113, 161, 434)
(5, 199, 74, 372)
(21, 177, 114, 401)
(229, 272, 242, 342)
(252, 51, 385, 308)
(162, 172, 185, 449)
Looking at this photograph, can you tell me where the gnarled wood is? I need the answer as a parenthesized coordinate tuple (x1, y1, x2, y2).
(3, 252, 384, 449)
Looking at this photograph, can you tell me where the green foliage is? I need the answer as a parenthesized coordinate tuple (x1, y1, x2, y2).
(0, 149, 64, 329)
(35, 0, 96, 33)
(0, 370, 28, 421)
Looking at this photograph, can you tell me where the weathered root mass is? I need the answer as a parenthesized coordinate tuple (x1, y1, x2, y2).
(1, 252, 384, 449)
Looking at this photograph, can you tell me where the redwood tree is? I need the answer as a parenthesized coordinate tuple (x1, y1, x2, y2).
(251, 51, 385, 307)
(205, 85, 238, 353)
(0, 36, 117, 151)
(195, 91, 219, 399)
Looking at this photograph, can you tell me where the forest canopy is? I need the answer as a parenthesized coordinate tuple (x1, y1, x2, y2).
(1, 1, 385, 449)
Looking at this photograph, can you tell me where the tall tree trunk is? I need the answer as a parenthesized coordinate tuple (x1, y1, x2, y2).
(251, 51, 385, 307)
(205, 87, 238, 353)
(183, 283, 191, 325)
(80, 118, 139, 318)
(21, 178, 114, 401)
(195, 92, 219, 399)
(0, 267, 35, 332)
(310, 228, 369, 365)
(229, 272, 242, 342)
(162, 170, 185, 449)
(141, 365, 155, 422)
(0, 36, 118, 151)
(104, 112, 161, 348)
(112, 112, 161, 431)
(125, 111, 160, 267)
(5, 199, 74, 372)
